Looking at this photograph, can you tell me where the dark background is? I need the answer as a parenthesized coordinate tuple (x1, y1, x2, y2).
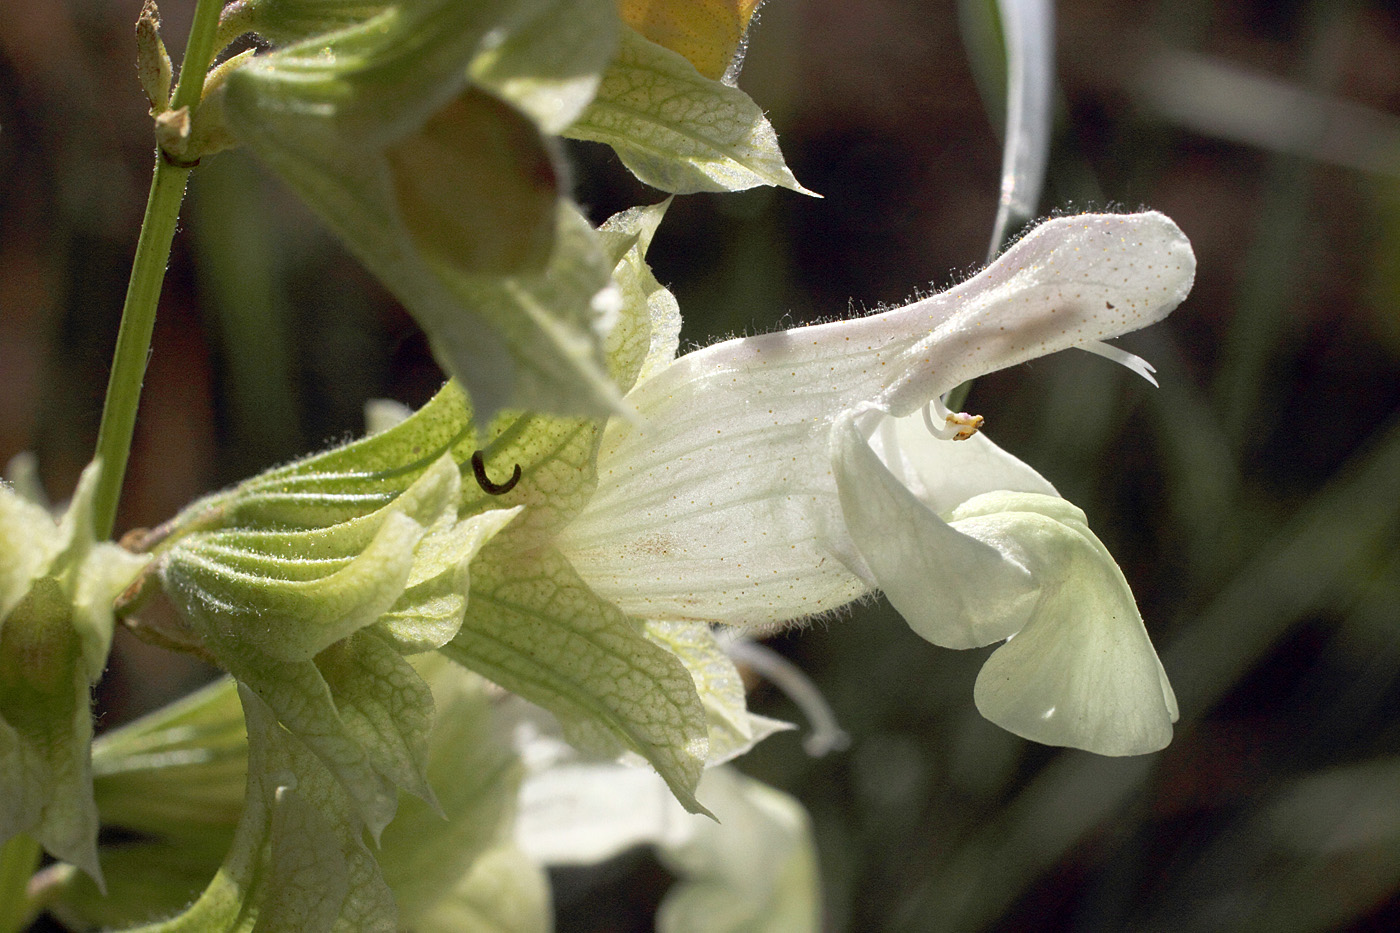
(3, 0, 1399, 930)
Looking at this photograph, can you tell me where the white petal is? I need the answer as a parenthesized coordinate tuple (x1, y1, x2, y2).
(877, 211, 1195, 416)
(656, 767, 822, 933)
(515, 760, 696, 865)
(883, 407, 1058, 515)
(831, 410, 1038, 649)
(0, 481, 62, 621)
(962, 491, 1177, 756)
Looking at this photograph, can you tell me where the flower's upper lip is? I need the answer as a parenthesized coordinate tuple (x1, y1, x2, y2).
(614, 210, 1194, 424)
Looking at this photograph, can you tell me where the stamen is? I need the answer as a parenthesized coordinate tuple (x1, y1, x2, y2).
(470, 450, 522, 495)
(922, 396, 985, 441)
(1080, 340, 1159, 387)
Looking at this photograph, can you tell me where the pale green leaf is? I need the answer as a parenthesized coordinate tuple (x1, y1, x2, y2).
(434, 203, 625, 420)
(207, 642, 405, 838)
(597, 198, 682, 386)
(443, 545, 710, 814)
(382, 658, 524, 926)
(470, 0, 621, 133)
(227, 0, 396, 46)
(644, 620, 789, 765)
(411, 843, 552, 933)
(314, 630, 439, 805)
(0, 462, 149, 885)
(0, 482, 59, 622)
(218, 0, 631, 419)
(384, 90, 559, 276)
(377, 506, 522, 653)
(566, 28, 813, 195)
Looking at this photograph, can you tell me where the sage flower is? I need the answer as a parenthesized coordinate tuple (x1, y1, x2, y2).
(559, 211, 1195, 755)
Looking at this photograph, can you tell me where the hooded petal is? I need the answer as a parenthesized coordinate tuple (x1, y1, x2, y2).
(563, 212, 1193, 627)
(874, 210, 1195, 417)
(960, 491, 1179, 755)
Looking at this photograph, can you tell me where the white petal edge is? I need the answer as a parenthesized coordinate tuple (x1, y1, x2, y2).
(961, 491, 1178, 755)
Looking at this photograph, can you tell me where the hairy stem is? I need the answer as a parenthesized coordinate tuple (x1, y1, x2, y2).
(91, 0, 228, 540)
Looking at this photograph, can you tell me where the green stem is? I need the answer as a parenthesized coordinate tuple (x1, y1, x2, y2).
(0, 834, 40, 933)
(171, 0, 229, 114)
(91, 0, 228, 540)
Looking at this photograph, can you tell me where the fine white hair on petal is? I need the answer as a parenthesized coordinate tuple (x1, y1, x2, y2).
(879, 211, 1196, 415)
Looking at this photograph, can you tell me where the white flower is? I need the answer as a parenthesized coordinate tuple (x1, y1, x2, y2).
(558, 211, 1195, 755)
(513, 724, 821, 933)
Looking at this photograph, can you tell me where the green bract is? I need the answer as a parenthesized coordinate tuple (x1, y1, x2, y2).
(566, 27, 815, 195)
(211, 0, 810, 419)
(130, 202, 725, 928)
(0, 462, 150, 888)
(215, 0, 623, 421)
(162, 452, 519, 839)
(52, 660, 533, 933)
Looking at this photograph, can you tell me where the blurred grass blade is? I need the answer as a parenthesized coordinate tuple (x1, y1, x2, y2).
(1138, 329, 1240, 584)
(948, 0, 1053, 411)
(1141, 756, 1400, 933)
(189, 153, 304, 476)
(1133, 47, 1400, 179)
(986, 0, 1054, 260)
(1164, 406, 1400, 717)
(1205, 0, 1354, 440)
(899, 754, 1157, 933)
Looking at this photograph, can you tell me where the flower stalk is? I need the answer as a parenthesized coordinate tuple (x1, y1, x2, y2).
(91, 0, 226, 540)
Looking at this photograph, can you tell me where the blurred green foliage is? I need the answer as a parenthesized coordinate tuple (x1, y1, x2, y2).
(2, 0, 1399, 930)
